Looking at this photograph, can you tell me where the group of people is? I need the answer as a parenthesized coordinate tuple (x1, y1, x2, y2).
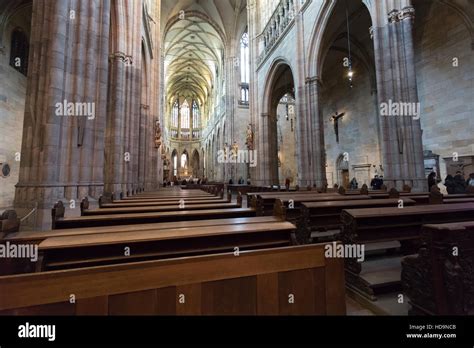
(228, 177, 249, 185)
(431, 171, 474, 194)
(163, 176, 209, 187)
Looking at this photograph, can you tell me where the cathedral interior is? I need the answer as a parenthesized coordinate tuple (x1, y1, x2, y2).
(0, 0, 473, 339)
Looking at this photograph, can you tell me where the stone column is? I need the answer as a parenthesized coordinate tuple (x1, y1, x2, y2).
(15, 0, 111, 229)
(104, 0, 142, 198)
(372, 4, 426, 191)
(306, 76, 327, 188)
(247, 0, 260, 185)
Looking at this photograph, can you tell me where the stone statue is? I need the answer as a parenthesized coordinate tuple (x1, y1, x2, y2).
(154, 120, 162, 148)
(245, 124, 254, 150)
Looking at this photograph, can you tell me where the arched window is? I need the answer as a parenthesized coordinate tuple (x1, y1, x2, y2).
(192, 100, 201, 139)
(239, 30, 250, 105)
(9, 28, 29, 76)
(181, 100, 190, 129)
(171, 100, 179, 128)
(192, 100, 200, 129)
(173, 154, 178, 177)
(240, 32, 249, 83)
(181, 153, 188, 169)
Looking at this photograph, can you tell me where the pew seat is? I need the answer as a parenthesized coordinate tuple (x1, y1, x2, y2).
(37, 222, 296, 271)
(341, 203, 474, 301)
(0, 244, 346, 316)
(401, 221, 474, 315)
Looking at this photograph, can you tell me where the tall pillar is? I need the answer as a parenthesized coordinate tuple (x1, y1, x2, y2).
(104, 0, 142, 198)
(15, 0, 111, 229)
(371, 3, 426, 191)
(306, 76, 327, 188)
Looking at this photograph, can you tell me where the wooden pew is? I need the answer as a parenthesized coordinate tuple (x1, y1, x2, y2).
(7, 216, 284, 244)
(252, 193, 371, 216)
(275, 198, 416, 245)
(36, 221, 297, 271)
(4, 216, 284, 275)
(121, 190, 215, 200)
(0, 244, 346, 315)
(52, 205, 255, 231)
(340, 203, 474, 301)
(0, 210, 21, 238)
(401, 221, 474, 315)
(82, 194, 240, 216)
(100, 194, 229, 208)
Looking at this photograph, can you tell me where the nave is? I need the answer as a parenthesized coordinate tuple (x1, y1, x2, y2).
(2, 183, 474, 315)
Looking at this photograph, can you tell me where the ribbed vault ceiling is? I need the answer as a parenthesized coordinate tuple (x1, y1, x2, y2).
(164, 14, 224, 106)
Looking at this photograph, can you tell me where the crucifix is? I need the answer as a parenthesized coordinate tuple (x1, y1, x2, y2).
(330, 112, 345, 143)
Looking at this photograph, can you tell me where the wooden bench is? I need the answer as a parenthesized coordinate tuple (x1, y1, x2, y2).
(7, 216, 283, 244)
(3, 216, 286, 275)
(340, 203, 474, 301)
(100, 194, 229, 208)
(0, 244, 346, 315)
(276, 198, 416, 245)
(252, 193, 371, 216)
(246, 190, 332, 207)
(0, 210, 21, 238)
(36, 221, 297, 271)
(401, 221, 474, 315)
(82, 194, 241, 216)
(52, 204, 256, 230)
(120, 191, 216, 200)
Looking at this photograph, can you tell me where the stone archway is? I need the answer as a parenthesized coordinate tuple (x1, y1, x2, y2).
(191, 149, 200, 178)
(260, 59, 297, 186)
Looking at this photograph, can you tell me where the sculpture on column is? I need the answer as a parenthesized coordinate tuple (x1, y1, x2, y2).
(245, 124, 254, 150)
(154, 120, 162, 148)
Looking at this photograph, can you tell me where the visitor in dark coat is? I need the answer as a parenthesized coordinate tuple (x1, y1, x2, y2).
(453, 172, 466, 194)
(427, 172, 437, 192)
(444, 175, 455, 194)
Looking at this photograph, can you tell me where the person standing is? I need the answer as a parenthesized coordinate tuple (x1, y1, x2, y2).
(349, 177, 358, 190)
(466, 173, 474, 187)
(453, 171, 467, 194)
(427, 172, 437, 191)
(444, 175, 455, 194)
(371, 175, 381, 190)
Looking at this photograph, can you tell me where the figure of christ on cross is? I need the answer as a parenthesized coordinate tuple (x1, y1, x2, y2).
(331, 112, 345, 143)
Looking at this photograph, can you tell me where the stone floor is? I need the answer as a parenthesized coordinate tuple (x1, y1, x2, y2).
(346, 295, 376, 316)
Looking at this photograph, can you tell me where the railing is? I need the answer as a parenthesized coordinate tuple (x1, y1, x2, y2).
(19, 202, 38, 229)
(257, 0, 296, 67)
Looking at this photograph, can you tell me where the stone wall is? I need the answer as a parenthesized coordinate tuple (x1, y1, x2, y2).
(0, 8, 30, 209)
(414, 2, 474, 179)
(321, 51, 381, 188)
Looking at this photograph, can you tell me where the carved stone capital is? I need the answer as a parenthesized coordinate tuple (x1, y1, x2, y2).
(109, 51, 127, 62)
(399, 6, 415, 21)
(388, 9, 399, 23)
(305, 76, 321, 86)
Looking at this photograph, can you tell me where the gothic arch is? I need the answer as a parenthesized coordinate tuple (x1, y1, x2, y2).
(413, 0, 474, 49)
(306, 0, 373, 79)
(262, 57, 296, 115)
